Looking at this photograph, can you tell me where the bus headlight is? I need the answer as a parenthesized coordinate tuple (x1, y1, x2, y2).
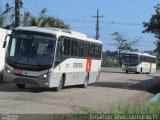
(5, 67, 12, 73)
(38, 72, 50, 80)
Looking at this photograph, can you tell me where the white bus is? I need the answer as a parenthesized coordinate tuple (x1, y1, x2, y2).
(122, 52, 156, 74)
(3, 27, 102, 91)
(0, 28, 11, 71)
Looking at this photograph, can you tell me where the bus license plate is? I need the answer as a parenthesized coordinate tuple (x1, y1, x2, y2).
(13, 69, 23, 75)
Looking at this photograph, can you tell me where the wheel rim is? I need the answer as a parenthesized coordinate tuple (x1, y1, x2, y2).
(84, 76, 88, 87)
(57, 76, 63, 91)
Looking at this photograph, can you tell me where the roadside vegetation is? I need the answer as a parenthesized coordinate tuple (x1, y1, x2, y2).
(0, 1, 70, 29)
(73, 100, 160, 119)
(101, 61, 120, 68)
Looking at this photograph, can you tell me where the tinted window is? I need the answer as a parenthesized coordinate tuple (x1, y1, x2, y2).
(90, 44, 95, 58)
(78, 41, 84, 57)
(140, 56, 144, 61)
(83, 42, 90, 57)
(98, 45, 102, 59)
(71, 40, 78, 56)
(63, 38, 71, 56)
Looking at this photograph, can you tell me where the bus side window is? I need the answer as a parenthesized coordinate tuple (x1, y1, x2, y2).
(98, 45, 102, 59)
(56, 39, 62, 61)
(78, 41, 84, 57)
(83, 42, 90, 58)
(90, 44, 93, 58)
(95, 45, 99, 59)
(63, 38, 71, 56)
(90, 44, 95, 58)
(140, 56, 144, 62)
(71, 40, 78, 56)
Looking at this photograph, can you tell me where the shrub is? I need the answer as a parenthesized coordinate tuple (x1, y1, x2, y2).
(101, 61, 120, 68)
(156, 61, 160, 70)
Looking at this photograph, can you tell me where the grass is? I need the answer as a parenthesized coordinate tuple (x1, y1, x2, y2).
(109, 100, 160, 114)
(101, 61, 120, 68)
(74, 101, 159, 114)
(71, 100, 160, 120)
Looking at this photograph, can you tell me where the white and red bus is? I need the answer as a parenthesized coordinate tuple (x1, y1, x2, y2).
(0, 28, 11, 70)
(3, 27, 102, 91)
(122, 52, 156, 74)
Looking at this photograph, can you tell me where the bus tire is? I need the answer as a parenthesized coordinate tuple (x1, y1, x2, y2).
(126, 71, 128, 73)
(135, 72, 140, 74)
(56, 75, 64, 92)
(140, 67, 143, 73)
(82, 74, 89, 88)
(16, 84, 25, 89)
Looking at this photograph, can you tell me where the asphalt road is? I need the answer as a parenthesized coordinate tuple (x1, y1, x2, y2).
(0, 67, 160, 114)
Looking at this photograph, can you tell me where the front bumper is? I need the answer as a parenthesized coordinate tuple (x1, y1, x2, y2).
(122, 66, 137, 72)
(3, 71, 49, 87)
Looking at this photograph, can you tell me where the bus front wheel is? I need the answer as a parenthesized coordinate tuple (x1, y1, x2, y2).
(56, 75, 64, 91)
(16, 84, 25, 89)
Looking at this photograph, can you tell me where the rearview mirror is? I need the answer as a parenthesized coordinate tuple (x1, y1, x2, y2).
(3, 41, 7, 48)
(3, 34, 11, 48)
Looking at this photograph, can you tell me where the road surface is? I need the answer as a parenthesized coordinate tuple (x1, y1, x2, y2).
(0, 67, 160, 114)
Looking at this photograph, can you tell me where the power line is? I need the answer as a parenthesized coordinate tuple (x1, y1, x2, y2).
(64, 19, 142, 26)
(39, 0, 57, 17)
(23, 0, 37, 15)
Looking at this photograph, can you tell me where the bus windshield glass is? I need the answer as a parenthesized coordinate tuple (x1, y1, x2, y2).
(6, 33, 56, 67)
(122, 54, 138, 65)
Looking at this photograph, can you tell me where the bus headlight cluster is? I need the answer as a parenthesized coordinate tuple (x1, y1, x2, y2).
(38, 72, 50, 80)
(5, 67, 12, 73)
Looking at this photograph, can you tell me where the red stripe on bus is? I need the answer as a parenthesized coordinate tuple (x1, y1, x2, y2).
(86, 58, 92, 72)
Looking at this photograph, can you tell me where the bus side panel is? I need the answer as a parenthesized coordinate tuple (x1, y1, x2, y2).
(49, 71, 62, 88)
(138, 62, 156, 73)
(88, 60, 101, 83)
(151, 63, 156, 73)
(49, 58, 101, 88)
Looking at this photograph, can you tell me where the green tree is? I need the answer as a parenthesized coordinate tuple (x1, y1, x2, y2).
(143, 4, 160, 54)
(23, 11, 30, 26)
(23, 8, 70, 29)
(112, 32, 139, 67)
(45, 16, 70, 29)
(29, 8, 47, 27)
(0, 0, 7, 27)
(0, 7, 4, 27)
(2, 1, 23, 28)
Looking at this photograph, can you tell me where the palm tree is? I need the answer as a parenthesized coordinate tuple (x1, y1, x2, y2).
(2, 0, 23, 28)
(29, 8, 47, 27)
(26, 8, 70, 29)
(45, 16, 70, 29)
(23, 11, 30, 26)
(0, 0, 10, 28)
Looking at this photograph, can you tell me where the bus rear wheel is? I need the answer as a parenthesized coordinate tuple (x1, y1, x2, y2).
(82, 74, 89, 88)
(16, 84, 25, 89)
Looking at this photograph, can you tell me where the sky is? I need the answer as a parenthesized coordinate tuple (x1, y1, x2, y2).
(1, 0, 160, 52)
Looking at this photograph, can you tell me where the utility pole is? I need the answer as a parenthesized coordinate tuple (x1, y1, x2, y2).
(92, 9, 103, 40)
(15, 0, 20, 27)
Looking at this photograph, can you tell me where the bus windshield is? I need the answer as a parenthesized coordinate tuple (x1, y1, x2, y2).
(6, 33, 56, 69)
(122, 54, 138, 65)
